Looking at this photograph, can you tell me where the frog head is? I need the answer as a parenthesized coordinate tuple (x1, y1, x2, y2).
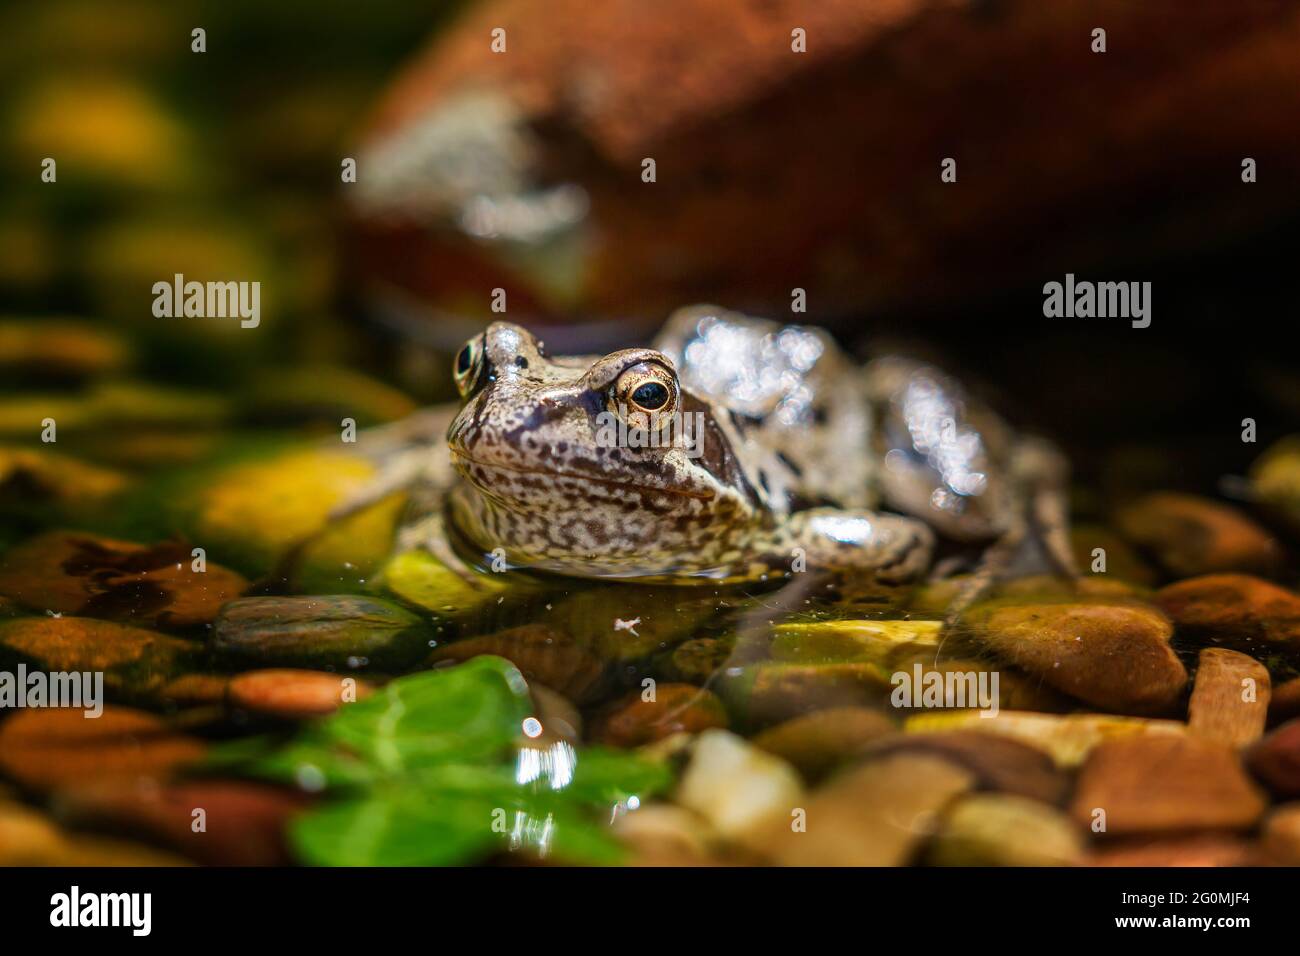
(445, 321, 761, 578)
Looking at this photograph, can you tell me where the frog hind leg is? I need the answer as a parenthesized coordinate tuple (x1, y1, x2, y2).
(761, 508, 935, 584)
(944, 437, 1078, 623)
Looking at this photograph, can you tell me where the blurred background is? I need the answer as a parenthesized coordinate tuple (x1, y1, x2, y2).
(2, 0, 1300, 532)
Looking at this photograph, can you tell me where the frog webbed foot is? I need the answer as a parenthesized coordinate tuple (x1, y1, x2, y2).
(771, 508, 934, 584)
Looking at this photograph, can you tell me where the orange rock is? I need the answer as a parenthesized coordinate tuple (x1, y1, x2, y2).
(1070, 736, 1268, 836)
(1270, 677, 1300, 726)
(1085, 835, 1257, 867)
(430, 623, 607, 704)
(0, 530, 247, 630)
(1187, 648, 1270, 747)
(1246, 719, 1300, 798)
(970, 602, 1187, 715)
(226, 669, 373, 720)
(0, 706, 205, 791)
(1155, 574, 1300, 649)
(1115, 493, 1282, 578)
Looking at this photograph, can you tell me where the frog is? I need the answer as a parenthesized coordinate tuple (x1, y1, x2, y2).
(297, 305, 1076, 613)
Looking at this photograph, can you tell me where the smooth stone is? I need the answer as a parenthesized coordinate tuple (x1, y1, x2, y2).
(590, 683, 729, 747)
(0, 616, 196, 700)
(758, 753, 974, 866)
(0, 799, 187, 866)
(905, 710, 1187, 768)
(1115, 491, 1282, 577)
(430, 623, 608, 704)
(160, 673, 231, 706)
(1270, 677, 1300, 725)
(380, 548, 508, 619)
(1070, 736, 1268, 835)
(0, 530, 247, 630)
(928, 794, 1083, 866)
(1261, 804, 1300, 864)
(614, 804, 723, 866)
(189, 447, 406, 593)
(53, 778, 310, 866)
(751, 706, 897, 780)
(0, 318, 130, 381)
(723, 661, 892, 729)
(540, 584, 722, 660)
(214, 595, 432, 670)
(1187, 648, 1270, 747)
(661, 637, 732, 684)
(675, 729, 804, 842)
(1249, 436, 1300, 534)
(0, 706, 206, 791)
(860, 730, 1067, 804)
(966, 601, 1187, 715)
(226, 669, 373, 720)
(1155, 574, 1300, 651)
(0, 446, 128, 514)
(1246, 719, 1300, 797)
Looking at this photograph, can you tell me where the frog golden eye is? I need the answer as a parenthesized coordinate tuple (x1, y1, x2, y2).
(453, 337, 483, 397)
(612, 361, 678, 432)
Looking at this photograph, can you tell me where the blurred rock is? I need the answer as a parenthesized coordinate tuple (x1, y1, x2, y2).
(379, 548, 508, 617)
(0, 446, 127, 514)
(1261, 803, 1300, 864)
(241, 366, 417, 427)
(722, 661, 892, 729)
(1115, 492, 1282, 578)
(1085, 835, 1257, 868)
(928, 794, 1083, 867)
(0, 318, 130, 383)
(860, 730, 1067, 805)
(0, 531, 247, 630)
(614, 803, 722, 866)
(770, 617, 942, 666)
(429, 623, 607, 704)
(905, 710, 1187, 768)
(751, 706, 896, 781)
(1069, 523, 1157, 587)
(757, 753, 973, 866)
(53, 779, 309, 866)
(1270, 677, 1300, 726)
(226, 669, 374, 720)
(1070, 736, 1268, 835)
(0, 706, 205, 791)
(1155, 574, 1300, 652)
(528, 682, 582, 743)
(676, 729, 803, 843)
(1187, 647, 1270, 747)
(214, 595, 431, 670)
(0, 797, 188, 866)
(1249, 436, 1300, 535)
(590, 683, 729, 747)
(0, 616, 197, 701)
(1246, 719, 1300, 798)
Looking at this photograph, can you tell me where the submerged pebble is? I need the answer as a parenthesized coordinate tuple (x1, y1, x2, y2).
(675, 729, 803, 843)
(429, 623, 608, 704)
(590, 683, 729, 747)
(1247, 719, 1300, 798)
(1187, 647, 1270, 747)
(1155, 573, 1300, 651)
(928, 793, 1083, 867)
(1114, 491, 1282, 578)
(226, 669, 374, 720)
(751, 706, 896, 781)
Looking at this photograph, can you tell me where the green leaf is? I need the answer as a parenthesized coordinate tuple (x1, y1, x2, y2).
(324, 656, 533, 772)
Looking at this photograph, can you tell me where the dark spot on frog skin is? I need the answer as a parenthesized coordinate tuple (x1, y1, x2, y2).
(775, 450, 803, 477)
(515, 356, 529, 369)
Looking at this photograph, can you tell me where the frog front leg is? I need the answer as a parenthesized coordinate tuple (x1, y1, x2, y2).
(755, 509, 935, 584)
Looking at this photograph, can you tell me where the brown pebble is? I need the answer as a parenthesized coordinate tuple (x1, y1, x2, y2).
(1188, 648, 1270, 747)
(226, 669, 372, 720)
(759, 753, 974, 866)
(589, 683, 728, 747)
(1155, 574, 1300, 650)
(752, 706, 896, 781)
(430, 623, 607, 703)
(1261, 804, 1300, 864)
(1070, 735, 1268, 835)
(1270, 677, 1300, 726)
(1115, 492, 1282, 578)
(970, 602, 1187, 715)
(861, 730, 1068, 805)
(0, 706, 206, 791)
(1246, 718, 1300, 797)
(54, 779, 310, 866)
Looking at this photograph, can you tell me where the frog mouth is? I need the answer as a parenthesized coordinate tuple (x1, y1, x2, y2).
(449, 449, 715, 500)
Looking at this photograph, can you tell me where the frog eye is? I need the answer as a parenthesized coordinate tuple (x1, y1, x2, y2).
(611, 361, 678, 432)
(453, 336, 484, 397)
